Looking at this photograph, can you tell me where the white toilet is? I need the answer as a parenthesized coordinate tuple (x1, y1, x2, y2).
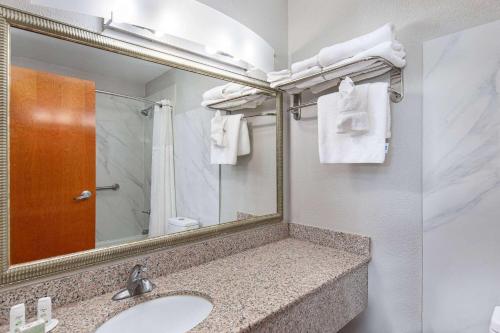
(491, 306, 500, 333)
(167, 217, 199, 234)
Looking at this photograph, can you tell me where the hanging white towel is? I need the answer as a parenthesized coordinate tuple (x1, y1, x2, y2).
(210, 111, 227, 147)
(211, 114, 243, 165)
(318, 23, 395, 67)
(238, 119, 251, 156)
(336, 77, 369, 134)
(149, 100, 176, 237)
(318, 82, 390, 163)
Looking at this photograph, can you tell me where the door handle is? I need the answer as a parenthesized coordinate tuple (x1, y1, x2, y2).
(74, 190, 92, 201)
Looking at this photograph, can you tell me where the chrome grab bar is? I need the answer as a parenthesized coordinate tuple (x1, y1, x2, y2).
(96, 183, 120, 191)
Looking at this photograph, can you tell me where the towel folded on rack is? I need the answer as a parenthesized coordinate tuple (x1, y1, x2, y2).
(336, 77, 369, 134)
(291, 54, 320, 73)
(202, 85, 227, 101)
(210, 113, 251, 164)
(318, 82, 390, 163)
(291, 66, 323, 80)
(267, 69, 291, 83)
(246, 67, 267, 81)
(318, 23, 395, 67)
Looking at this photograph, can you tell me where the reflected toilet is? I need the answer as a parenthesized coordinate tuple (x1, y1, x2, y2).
(167, 217, 199, 234)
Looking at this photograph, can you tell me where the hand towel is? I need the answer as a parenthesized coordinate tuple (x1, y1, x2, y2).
(318, 82, 389, 163)
(336, 77, 369, 134)
(318, 23, 395, 67)
(210, 111, 227, 147)
(237, 119, 251, 156)
(267, 69, 291, 83)
(211, 114, 243, 165)
(291, 54, 320, 73)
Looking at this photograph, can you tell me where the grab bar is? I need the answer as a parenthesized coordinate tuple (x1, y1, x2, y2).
(96, 183, 120, 191)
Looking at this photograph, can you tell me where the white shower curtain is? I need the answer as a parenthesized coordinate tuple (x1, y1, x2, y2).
(149, 100, 176, 237)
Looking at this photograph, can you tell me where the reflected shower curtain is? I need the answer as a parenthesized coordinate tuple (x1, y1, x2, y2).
(149, 100, 176, 237)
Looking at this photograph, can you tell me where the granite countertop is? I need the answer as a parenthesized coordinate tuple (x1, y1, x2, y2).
(4, 238, 370, 333)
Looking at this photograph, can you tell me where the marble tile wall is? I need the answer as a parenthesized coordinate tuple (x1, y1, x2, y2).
(95, 94, 150, 245)
(173, 108, 219, 227)
(423, 19, 500, 333)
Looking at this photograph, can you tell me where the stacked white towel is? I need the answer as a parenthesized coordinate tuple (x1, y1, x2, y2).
(267, 69, 291, 83)
(291, 55, 319, 73)
(246, 67, 267, 81)
(269, 23, 405, 94)
(210, 113, 251, 165)
(318, 23, 395, 67)
(202, 83, 266, 111)
(318, 82, 390, 163)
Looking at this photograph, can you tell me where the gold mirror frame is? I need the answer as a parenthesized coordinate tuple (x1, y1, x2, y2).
(0, 6, 283, 285)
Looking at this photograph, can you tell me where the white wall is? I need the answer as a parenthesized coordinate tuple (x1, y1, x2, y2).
(288, 1, 500, 332)
(197, 0, 289, 70)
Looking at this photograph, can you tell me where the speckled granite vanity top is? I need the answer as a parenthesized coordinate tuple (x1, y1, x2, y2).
(4, 238, 370, 332)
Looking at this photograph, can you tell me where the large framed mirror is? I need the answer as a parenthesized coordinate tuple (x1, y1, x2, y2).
(0, 6, 282, 285)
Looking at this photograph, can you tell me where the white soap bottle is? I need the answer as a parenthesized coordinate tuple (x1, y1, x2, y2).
(37, 297, 52, 323)
(9, 303, 26, 333)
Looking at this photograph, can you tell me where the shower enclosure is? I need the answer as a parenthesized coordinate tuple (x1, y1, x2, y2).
(95, 92, 155, 247)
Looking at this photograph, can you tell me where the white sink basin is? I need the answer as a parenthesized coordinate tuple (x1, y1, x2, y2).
(96, 295, 213, 333)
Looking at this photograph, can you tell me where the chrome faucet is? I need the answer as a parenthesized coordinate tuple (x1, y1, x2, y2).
(112, 264, 155, 301)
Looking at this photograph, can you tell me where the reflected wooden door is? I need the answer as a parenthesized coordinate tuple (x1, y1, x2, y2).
(9, 66, 96, 264)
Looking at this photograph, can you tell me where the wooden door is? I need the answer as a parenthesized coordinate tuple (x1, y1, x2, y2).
(9, 66, 96, 265)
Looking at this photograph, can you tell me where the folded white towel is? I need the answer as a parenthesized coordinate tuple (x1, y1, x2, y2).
(246, 67, 267, 81)
(210, 111, 227, 147)
(267, 69, 291, 83)
(318, 82, 390, 163)
(203, 85, 226, 101)
(318, 23, 395, 67)
(336, 77, 369, 134)
(349, 41, 406, 68)
(291, 54, 320, 73)
(211, 114, 243, 165)
(237, 119, 251, 156)
(291, 66, 322, 80)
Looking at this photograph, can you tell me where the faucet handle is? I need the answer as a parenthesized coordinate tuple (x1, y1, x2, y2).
(129, 264, 146, 280)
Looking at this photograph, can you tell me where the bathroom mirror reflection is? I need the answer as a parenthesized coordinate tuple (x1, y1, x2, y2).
(8, 28, 278, 265)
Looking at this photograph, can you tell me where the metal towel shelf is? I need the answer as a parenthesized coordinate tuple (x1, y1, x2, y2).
(277, 56, 404, 120)
(204, 91, 274, 113)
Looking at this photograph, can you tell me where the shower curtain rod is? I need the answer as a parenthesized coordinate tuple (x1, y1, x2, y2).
(95, 89, 163, 106)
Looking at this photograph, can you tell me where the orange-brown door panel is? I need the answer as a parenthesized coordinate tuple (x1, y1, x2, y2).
(9, 66, 96, 264)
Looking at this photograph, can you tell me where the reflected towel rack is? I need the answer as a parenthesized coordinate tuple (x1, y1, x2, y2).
(243, 111, 276, 118)
(96, 183, 120, 191)
(278, 56, 404, 120)
(204, 90, 273, 113)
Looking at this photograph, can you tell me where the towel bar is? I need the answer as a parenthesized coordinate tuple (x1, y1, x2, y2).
(96, 184, 120, 191)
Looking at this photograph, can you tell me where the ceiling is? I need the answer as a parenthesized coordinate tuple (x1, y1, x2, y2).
(10, 27, 171, 86)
